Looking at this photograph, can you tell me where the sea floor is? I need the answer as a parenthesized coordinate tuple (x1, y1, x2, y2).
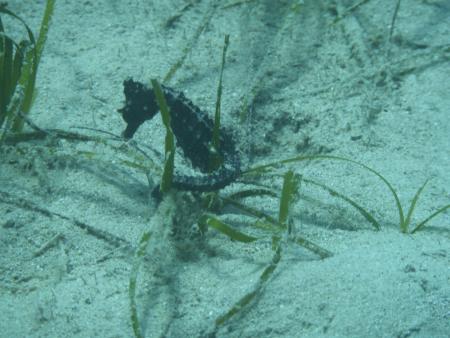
(1, 1, 449, 337)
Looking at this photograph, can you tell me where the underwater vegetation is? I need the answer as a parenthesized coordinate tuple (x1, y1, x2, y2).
(0, 1, 54, 137)
(0, 1, 449, 337)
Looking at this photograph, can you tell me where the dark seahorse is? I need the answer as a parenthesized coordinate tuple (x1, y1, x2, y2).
(118, 78, 241, 192)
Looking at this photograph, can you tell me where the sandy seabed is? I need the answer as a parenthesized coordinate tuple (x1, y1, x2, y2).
(1, 1, 449, 337)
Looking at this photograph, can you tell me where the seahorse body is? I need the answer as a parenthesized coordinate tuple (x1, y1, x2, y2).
(118, 78, 241, 192)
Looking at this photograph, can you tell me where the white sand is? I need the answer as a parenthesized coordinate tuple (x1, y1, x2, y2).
(1, 1, 449, 337)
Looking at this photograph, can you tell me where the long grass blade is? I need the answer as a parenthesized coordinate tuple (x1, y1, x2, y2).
(129, 231, 152, 338)
(291, 234, 333, 259)
(0, 7, 36, 43)
(0, 34, 12, 125)
(0, 35, 13, 106)
(402, 179, 428, 233)
(163, 3, 218, 83)
(245, 154, 404, 230)
(332, 0, 371, 24)
(11, 0, 55, 131)
(389, 0, 401, 43)
(222, 197, 280, 226)
(213, 243, 281, 332)
(0, 35, 27, 135)
(151, 78, 175, 193)
(411, 204, 450, 234)
(279, 170, 301, 226)
(11, 41, 26, 92)
(226, 188, 278, 200)
(199, 215, 258, 243)
(209, 34, 230, 172)
(303, 178, 381, 230)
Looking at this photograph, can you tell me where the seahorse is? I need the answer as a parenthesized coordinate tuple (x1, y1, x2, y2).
(118, 78, 241, 192)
